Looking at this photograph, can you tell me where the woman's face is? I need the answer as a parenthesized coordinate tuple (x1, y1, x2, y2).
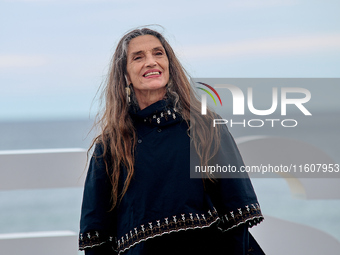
(125, 35, 169, 101)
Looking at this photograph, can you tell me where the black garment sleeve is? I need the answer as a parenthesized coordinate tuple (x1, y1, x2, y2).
(84, 242, 116, 255)
(79, 143, 117, 252)
(221, 224, 265, 255)
(221, 223, 250, 255)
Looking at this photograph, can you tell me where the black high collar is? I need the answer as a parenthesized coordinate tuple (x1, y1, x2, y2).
(129, 99, 182, 127)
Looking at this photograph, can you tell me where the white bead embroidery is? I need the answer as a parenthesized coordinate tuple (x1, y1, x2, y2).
(112, 205, 264, 254)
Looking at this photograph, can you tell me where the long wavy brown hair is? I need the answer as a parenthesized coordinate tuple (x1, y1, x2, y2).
(89, 27, 220, 210)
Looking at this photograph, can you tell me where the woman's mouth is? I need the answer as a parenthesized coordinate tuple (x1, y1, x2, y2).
(143, 70, 161, 77)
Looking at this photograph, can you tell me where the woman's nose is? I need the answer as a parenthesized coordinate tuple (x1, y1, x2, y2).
(145, 54, 157, 67)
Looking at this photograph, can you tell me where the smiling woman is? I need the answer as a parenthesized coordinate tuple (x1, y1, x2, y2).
(79, 27, 264, 255)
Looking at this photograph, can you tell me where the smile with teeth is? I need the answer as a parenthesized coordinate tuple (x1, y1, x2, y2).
(144, 71, 160, 77)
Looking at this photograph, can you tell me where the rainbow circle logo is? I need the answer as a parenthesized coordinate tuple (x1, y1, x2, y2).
(196, 82, 222, 106)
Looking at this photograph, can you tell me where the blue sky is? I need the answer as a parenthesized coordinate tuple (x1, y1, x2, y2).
(1, 0, 339, 121)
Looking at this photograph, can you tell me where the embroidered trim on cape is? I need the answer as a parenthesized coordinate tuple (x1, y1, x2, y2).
(116, 207, 219, 254)
(78, 230, 114, 250)
(115, 204, 263, 254)
(217, 203, 264, 232)
(78, 204, 263, 253)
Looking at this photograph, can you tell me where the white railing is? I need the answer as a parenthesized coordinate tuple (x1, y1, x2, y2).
(0, 148, 87, 255)
(0, 137, 339, 255)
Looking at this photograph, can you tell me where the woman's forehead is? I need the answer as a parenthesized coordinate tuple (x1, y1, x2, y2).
(127, 35, 164, 55)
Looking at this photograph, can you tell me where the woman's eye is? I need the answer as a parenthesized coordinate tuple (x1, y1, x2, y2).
(155, 51, 163, 55)
(134, 56, 141, 60)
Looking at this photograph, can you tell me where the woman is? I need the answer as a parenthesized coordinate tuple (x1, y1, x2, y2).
(79, 27, 264, 255)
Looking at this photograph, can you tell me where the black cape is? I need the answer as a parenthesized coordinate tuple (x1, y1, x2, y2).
(79, 100, 264, 255)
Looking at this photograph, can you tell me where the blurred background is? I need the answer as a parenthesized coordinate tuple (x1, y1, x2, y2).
(0, 0, 339, 253)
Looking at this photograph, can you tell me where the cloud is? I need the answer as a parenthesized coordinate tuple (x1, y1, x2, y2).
(0, 55, 48, 68)
(179, 34, 340, 60)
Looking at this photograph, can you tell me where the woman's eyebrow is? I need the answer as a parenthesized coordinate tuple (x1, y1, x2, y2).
(130, 50, 143, 57)
(153, 46, 165, 52)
